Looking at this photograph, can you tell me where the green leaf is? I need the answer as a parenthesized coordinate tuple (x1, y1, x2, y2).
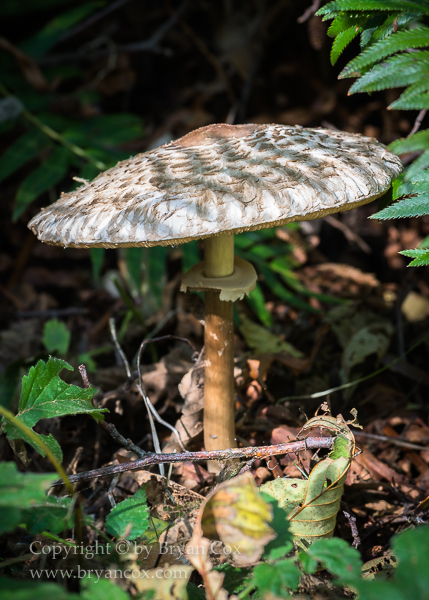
(253, 560, 300, 597)
(400, 247, 429, 266)
(348, 52, 429, 94)
(20, 496, 76, 534)
(372, 194, 429, 219)
(392, 525, 429, 598)
(3, 357, 106, 462)
(389, 129, 429, 154)
(331, 26, 361, 64)
(246, 284, 273, 327)
(239, 314, 303, 357)
(90, 248, 105, 283)
(147, 246, 167, 307)
(105, 486, 149, 540)
(20, 2, 103, 59)
(318, 1, 429, 16)
(0, 577, 74, 600)
(0, 130, 47, 184)
(182, 240, 200, 272)
(390, 91, 429, 110)
(13, 147, 71, 220)
(0, 462, 56, 534)
(125, 247, 143, 292)
(81, 574, 130, 600)
(42, 319, 71, 355)
(303, 537, 363, 582)
(340, 26, 429, 78)
(260, 493, 294, 560)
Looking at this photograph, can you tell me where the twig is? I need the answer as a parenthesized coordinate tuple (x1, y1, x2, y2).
(343, 510, 360, 548)
(79, 364, 150, 459)
(109, 317, 131, 377)
(297, 0, 322, 23)
(354, 431, 428, 452)
(325, 215, 371, 254)
(51, 436, 334, 486)
(39, 1, 188, 65)
(408, 108, 427, 137)
(60, 0, 134, 42)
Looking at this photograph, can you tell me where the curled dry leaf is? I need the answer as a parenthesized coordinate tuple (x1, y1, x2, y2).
(260, 414, 355, 541)
(194, 471, 275, 566)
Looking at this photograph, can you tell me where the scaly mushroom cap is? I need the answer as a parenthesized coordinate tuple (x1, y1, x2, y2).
(28, 124, 403, 248)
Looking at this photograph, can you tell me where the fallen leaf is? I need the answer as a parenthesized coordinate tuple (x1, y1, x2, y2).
(196, 472, 275, 566)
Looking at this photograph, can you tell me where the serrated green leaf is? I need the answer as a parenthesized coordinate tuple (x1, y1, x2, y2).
(105, 486, 149, 540)
(253, 560, 300, 597)
(331, 26, 361, 64)
(0, 462, 56, 535)
(0, 130, 47, 184)
(372, 194, 429, 219)
(42, 319, 71, 355)
(389, 129, 429, 154)
(327, 13, 369, 38)
(400, 247, 429, 265)
(260, 493, 294, 561)
(340, 26, 429, 78)
(318, 1, 429, 16)
(390, 90, 429, 110)
(390, 79, 429, 108)
(405, 149, 429, 179)
(13, 147, 71, 220)
(348, 52, 429, 94)
(3, 357, 106, 462)
(392, 525, 429, 597)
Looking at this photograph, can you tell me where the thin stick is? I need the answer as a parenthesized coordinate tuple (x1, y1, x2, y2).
(51, 436, 334, 486)
(354, 431, 428, 451)
(409, 109, 427, 137)
(109, 317, 131, 377)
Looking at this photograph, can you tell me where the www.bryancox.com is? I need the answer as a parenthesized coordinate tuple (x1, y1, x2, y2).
(29, 566, 190, 582)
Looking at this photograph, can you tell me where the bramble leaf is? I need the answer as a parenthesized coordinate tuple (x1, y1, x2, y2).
(3, 357, 106, 462)
(105, 486, 149, 540)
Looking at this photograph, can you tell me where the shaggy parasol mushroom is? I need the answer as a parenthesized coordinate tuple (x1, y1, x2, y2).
(28, 123, 402, 470)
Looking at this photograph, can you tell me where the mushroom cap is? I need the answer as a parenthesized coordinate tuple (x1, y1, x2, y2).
(28, 124, 403, 248)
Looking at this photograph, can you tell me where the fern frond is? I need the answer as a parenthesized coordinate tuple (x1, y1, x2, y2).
(331, 26, 362, 64)
(399, 248, 429, 266)
(340, 26, 429, 78)
(390, 78, 429, 108)
(405, 149, 429, 179)
(390, 129, 429, 154)
(318, 1, 429, 16)
(389, 91, 429, 110)
(365, 12, 423, 45)
(348, 52, 429, 93)
(371, 194, 429, 219)
(327, 14, 367, 37)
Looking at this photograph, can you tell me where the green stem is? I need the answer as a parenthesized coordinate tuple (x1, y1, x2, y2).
(237, 582, 256, 599)
(0, 83, 107, 171)
(0, 406, 83, 547)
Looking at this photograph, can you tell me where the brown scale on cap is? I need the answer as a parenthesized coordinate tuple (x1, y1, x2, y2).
(28, 124, 402, 249)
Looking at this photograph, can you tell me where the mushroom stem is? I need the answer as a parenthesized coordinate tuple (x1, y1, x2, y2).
(203, 233, 236, 471)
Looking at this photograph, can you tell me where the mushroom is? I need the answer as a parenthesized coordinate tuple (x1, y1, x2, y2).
(28, 123, 402, 470)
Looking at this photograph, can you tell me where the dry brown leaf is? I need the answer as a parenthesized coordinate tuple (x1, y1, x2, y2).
(0, 37, 51, 91)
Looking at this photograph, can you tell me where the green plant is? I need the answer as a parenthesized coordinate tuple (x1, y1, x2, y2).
(318, 0, 429, 265)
